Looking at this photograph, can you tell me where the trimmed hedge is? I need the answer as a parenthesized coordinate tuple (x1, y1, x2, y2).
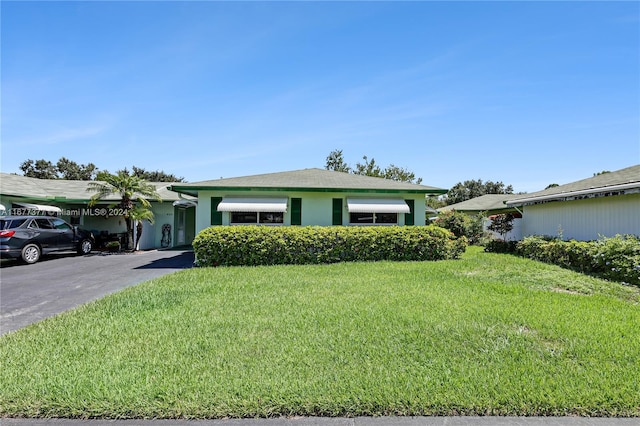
(192, 226, 467, 267)
(516, 235, 640, 286)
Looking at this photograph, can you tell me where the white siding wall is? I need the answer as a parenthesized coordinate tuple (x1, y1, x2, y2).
(521, 194, 640, 241)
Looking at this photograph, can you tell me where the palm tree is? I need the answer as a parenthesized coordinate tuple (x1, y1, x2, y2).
(87, 170, 161, 250)
(129, 205, 155, 251)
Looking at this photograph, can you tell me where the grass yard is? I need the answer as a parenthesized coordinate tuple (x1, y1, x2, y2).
(1, 247, 639, 419)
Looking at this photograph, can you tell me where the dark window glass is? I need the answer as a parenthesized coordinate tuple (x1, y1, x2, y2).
(350, 213, 374, 224)
(259, 212, 283, 224)
(349, 213, 397, 225)
(1, 219, 28, 229)
(231, 212, 258, 224)
(376, 213, 397, 224)
(35, 218, 54, 229)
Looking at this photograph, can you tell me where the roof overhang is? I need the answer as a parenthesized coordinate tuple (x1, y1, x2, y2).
(168, 185, 446, 195)
(172, 199, 198, 208)
(506, 182, 640, 207)
(347, 198, 410, 214)
(217, 197, 288, 212)
(14, 202, 62, 213)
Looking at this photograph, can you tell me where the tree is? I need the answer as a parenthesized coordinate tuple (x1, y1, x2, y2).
(354, 155, 383, 178)
(324, 149, 422, 184)
(325, 149, 351, 173)
(20, 158, 97, 180)
(131, 166, 186, 182)
(383, 164, 423, 185)
(56, 157, 98, 180)
(487, 213, 515, 241)
(593, 170, 611, 176)
(20, 159, 58, 179)
(87, 170, 161, 251)
(545, 183, 559, 189)
(97, 167, 186, 183)
(445, 179, 514, 205)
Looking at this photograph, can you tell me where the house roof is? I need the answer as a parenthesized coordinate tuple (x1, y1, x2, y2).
(0, 173, 187, 203)
(168, 168, 448, 196)
(438, 194, 521, 213)
(506, 164, 640, 207)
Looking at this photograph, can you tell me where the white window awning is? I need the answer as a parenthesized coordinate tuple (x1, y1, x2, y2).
(217, 198, 288, 212)
(14, 202, 62, 213)
(347, 199, 410, 214)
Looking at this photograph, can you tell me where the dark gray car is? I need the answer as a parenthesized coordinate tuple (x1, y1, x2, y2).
(0, 216, 95, 264)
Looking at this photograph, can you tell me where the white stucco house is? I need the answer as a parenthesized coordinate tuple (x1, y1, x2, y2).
(506, 165, 639, 241)
(0, 172, 196, 250)
(167, 168, 447, 234)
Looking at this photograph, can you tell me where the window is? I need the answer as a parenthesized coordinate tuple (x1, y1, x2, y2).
(230, 212, 284, 225)
(51, 218, 72, 230)
(346, 199, 408, 226)
(349, 212, 398, 225)
(34, 218, 54, 229)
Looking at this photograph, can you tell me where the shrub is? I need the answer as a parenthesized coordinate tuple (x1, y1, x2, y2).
(192, 225, 467, 267)
(484, 239, 518, 253)
(516, 235, 640, 286)
(434, 210, 486, 245)
(591, 235, 640, 285)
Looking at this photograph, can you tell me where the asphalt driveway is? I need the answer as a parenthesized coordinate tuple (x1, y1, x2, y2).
(0, 249, 194, 335)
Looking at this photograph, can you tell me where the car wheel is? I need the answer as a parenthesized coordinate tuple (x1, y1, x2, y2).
(78, 239, 93, 255)
(21, 243, 41, 264)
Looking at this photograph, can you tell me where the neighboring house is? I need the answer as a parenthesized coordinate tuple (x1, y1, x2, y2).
(438, 194, 522, 216)
(168, 168, 447, 234)
(0, 173, 196, 250)
(437, 194, 523, 241)
(506, 165, 640, 241)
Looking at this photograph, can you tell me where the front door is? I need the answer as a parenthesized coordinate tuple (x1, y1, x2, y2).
(177, 208, 186, 245)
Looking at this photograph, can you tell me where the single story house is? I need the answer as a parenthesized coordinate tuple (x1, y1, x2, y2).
(437, 194, 523, 241)
(506, 164, 639, 241)
(168, 168, 447, 234)
(0, 172, 196, 250)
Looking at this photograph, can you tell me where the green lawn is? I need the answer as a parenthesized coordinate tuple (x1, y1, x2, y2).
(1, 247, 639, 419)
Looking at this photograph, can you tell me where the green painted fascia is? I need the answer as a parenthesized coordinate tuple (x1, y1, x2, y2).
(168, 185, 448, 195)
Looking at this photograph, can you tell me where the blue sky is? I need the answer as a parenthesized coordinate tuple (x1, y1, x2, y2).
(2, 1, 639, 193)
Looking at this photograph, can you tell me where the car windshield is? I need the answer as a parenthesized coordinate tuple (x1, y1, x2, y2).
(0, 218, 29, 229)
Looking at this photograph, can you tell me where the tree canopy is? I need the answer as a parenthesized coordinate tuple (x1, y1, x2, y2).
(324, 149, 422, 184)
(20, 157, 97, 180)
(445, 179, 514, 205)
(19, 157, 185, 182)
(97, 166, 185, 183)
